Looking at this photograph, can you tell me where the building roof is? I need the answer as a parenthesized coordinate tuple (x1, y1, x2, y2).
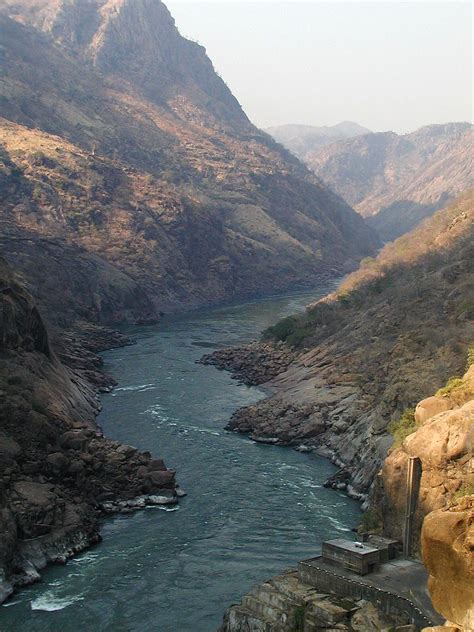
(324, 539, 379, 556)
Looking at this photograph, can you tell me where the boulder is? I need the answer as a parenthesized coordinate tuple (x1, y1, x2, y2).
(308, 598, 349, 626)
(146, 470, 175, 487)
(415, 396, 453, 425)
(59, 430, 89, 451)
(148, 459, 166, 471)
(422, 496, 474, 631)
(351, 601, 406, 631)
(46, 452, 69, 472)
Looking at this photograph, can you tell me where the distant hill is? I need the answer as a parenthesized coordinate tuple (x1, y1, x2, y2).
(265, 121, 371, 161)
(307, 122, 473, 241)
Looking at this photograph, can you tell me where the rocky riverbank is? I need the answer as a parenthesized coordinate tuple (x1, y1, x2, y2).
(214, 361, 474, 631)
(203, 194, 473, 504)
(199, 342, 299, 386)
(218, 569, 417, 632)
(0, 257, 179, 603)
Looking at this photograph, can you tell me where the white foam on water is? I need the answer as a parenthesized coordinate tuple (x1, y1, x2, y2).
(180, 424, 221, 436)
(70, 552, 99, 565)
(145, 505, 179, 512)
(30, 593, 84, 612)
(112, 383, 156, 396)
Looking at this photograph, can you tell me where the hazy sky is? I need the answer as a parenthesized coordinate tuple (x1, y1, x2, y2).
(166, 1, 472, 133)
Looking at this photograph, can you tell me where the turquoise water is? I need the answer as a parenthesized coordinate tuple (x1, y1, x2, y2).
(1, 287, 360, 632)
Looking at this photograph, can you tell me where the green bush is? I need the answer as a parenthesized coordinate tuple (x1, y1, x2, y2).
(357, 509, 382, 534)
(263, 316, 300, 343)
(436, 376, 463, 397)
(466, 347, 474, 371)
(453, 481, 474, 500)
(293, 605, 306, 632)
(389, 407, 416, 446)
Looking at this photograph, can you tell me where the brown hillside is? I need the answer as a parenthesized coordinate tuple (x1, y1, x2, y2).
(219, 192, 473, 497)
(0, 2, 379, 327)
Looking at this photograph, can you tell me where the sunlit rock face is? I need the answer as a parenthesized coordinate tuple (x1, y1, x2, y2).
(380, 366, 474, 549)
(421, 496, 474, 631)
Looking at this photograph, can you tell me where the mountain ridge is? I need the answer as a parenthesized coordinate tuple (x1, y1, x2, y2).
(266, 120, 371, 160)
(0, 1, 379, 330)
(304, 122, 473, 241)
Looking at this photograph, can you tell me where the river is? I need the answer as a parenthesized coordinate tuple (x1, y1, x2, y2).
(1, 286, 361, 632)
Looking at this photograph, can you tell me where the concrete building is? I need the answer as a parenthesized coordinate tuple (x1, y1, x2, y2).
(322, 538, 381, 575)
(365, 535, 399, 563)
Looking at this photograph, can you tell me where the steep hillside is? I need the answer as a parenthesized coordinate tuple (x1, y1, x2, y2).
(204, 192, 473, 498)
(0, 1, 378, 330)
(305, 123, 473, 241)
(0, 255, 178, 602)
(265, 121, 370, 161)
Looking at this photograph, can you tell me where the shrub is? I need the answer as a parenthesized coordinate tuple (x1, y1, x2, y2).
(436, 376, 463, 397)
(357, 509, 382, 534)
(453, 481, 474, 500)
(466, 347, 474, 371)
(263, 316, 300, 343)
(389, 407, 416, 446)
(293, 605, 306, 631)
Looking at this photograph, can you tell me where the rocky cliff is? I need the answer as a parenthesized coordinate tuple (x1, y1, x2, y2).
(204, 192, 473, 501)
(0, 0, 379, 330)
(0, 256, 179, 603)
(422, 496, 474, 631)
(278, 122, 472, 241)
(379, 364, 473, 629)
(379, 364, 473, 549)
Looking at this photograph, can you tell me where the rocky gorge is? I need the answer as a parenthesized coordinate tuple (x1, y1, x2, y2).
(205, 193, 473, 630)
(0, 0, 380, 608)
(206, 193, 473, 502)
(0, 256, 179, 603)
(0, 1, 472, 630)
(269, 122, 473, 242)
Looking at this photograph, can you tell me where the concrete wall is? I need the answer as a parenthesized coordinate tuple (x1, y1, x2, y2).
(298, 561, 434, 629)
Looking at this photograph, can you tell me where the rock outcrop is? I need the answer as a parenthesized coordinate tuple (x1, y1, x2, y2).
(0, 256, 178, 602)
(378, 364, 473, 629)
(421, 496, 474, 631)
(199, 342, 299, 386)
(219, 570, 414, 632)
(380, 366, 474, 548)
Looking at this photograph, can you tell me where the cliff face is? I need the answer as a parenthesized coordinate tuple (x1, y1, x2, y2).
(380, 365, 473, 546)
(3, 0, 248, 128)
(0, 0, 379, 330)
(282, 123, 473, 241)
(0, 256, 178, 602)
(207, 192, 473, 500)
(381, 364, 473, 629)
(422, 496, 474, 631)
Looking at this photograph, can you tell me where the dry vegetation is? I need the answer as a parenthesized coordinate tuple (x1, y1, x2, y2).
(264, 192, 474, 417)
(0, 6, 378, 325)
